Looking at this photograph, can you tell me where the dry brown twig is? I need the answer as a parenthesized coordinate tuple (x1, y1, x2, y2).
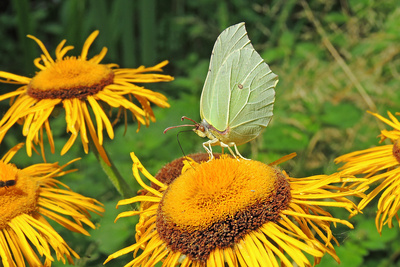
(300, 0, 377, 115)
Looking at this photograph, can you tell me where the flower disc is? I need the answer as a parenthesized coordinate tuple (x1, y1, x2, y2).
(27, 58, 114, 100)
(156, 157, 291, 261)
(0, 163, 37, 229)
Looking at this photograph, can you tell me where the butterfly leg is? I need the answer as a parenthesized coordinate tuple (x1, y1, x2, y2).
(202, 139, 219, 160)
(220, 142, 249, 160)
(220, 141, 237, 159)
(233, 143, 250, 160)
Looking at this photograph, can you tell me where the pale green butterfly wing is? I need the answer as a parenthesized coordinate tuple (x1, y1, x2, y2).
(227, 48, 277, 144)
(200, 22, 278, 146)
(200, 22, 253, 125)
(207, 48, 277, 145)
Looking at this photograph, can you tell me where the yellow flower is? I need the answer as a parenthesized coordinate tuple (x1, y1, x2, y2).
(336, 111, 400, 233)
(105, 153, 363, 267)
(0, 31, 173, 165)
(0, 143, 105, 266)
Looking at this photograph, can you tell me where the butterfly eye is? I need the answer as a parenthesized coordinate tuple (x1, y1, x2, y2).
(198, 125, 205, 132)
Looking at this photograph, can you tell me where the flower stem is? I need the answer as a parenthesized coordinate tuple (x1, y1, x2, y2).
(89, 141, 135, 199)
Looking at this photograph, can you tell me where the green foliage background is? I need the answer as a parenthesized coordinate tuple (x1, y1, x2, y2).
(0, 0, 399, 266)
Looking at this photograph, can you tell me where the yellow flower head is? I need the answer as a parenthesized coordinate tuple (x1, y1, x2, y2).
(0, 143, 105, 266)
(105, 153, 363, 267)
(0, 31, 173, 165)
(336, 111, 400, 233)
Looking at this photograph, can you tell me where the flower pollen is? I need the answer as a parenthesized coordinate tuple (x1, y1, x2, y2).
(27, 57, 114, 100)
(156, 156, 291, 261)
(0, 162, 37, 229)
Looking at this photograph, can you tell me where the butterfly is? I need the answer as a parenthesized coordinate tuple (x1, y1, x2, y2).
(165, 22, 278, 159)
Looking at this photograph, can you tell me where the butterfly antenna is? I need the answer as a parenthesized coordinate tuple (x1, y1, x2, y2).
(163, 124, 196, 134)
(177, 130, 196, 170)
(163, 116, 199, 134)
(181, 116, 198, 124)
(176, 130, 188, 158)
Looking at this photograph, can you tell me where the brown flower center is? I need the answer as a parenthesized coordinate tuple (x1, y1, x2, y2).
(0, 163, 38, 229)
(27, 57, 114, 100)
(392, 138, 400, 164)
(156, 157, 291, 261)
(153, 153, 227, 190)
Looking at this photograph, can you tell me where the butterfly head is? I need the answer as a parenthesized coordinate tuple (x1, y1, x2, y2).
(193, 119, 217, 140)
(163, 116, 215, 140)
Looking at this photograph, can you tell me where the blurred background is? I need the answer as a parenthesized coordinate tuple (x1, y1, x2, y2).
(0, 0, 399, 266)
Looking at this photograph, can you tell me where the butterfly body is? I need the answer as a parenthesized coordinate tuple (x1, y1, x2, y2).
(194, 118, 250, 146)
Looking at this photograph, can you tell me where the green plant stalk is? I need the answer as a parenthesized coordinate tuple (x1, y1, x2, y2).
(139, 0, 156, 65)
(88, 139, 136, 200)
(12, 0, 35, 74)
